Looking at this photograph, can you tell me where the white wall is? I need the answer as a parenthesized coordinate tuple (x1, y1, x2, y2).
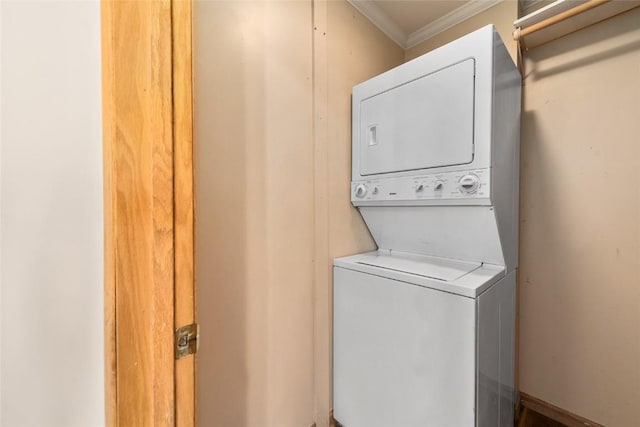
(0, 1, 104, 426)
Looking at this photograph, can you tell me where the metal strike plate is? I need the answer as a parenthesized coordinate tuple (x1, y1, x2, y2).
(175, 323, 199, 359)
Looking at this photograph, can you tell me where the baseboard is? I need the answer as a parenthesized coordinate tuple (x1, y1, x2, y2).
(329, 409, 337, 427)
(520, 392, 604, 427)
(514, 390, 522, 423)
(330, 395, 602, 426)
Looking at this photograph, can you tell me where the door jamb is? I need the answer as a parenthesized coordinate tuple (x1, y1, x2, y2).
(102, 0, 195, 425)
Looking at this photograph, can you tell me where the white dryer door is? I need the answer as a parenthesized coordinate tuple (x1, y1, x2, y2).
(333, 266, 476, 427)
(358, 59, 475, 176)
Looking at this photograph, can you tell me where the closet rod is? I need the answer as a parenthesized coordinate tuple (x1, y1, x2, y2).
(513, 0, 610, 41)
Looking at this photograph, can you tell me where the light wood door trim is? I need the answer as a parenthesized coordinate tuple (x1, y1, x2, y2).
(102, 0, 195, 425)
(173, 0, 196, 425)
(101, 1, 117, 424)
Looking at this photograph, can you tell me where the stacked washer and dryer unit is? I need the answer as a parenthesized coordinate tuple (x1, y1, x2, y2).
(333, 26, 521, 427)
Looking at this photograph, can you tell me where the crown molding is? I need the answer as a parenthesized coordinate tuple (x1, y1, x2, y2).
(346, 0, 408, 48)
(347, 0, 506, 50)
(406, 0, 504, 49)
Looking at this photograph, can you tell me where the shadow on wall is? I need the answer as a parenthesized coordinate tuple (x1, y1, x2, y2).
(518, 7, 640, 425)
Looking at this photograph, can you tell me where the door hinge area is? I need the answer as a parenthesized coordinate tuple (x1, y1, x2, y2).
(175, 323, 199, 359)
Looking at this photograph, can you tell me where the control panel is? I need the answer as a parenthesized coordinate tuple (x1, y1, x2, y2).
(352, 168, 490, 205)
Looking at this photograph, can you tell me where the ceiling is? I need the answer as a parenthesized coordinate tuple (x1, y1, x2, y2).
(348, 0, 504, 49)
(374, 0, 468, 35)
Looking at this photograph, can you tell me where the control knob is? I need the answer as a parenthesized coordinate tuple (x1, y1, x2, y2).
(458, 174, 480, 193)
(355, 184, 368, 198)
(434, 180, 444, 191)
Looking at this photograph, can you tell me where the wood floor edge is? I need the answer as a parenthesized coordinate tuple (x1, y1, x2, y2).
(520, 392, 605, 427)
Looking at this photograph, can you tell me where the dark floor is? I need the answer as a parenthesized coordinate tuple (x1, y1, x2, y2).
(519, 407, 568, 427)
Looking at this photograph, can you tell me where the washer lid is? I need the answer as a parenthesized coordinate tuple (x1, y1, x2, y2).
(352, 251, 480, 282)
(334, 250, 505, 298)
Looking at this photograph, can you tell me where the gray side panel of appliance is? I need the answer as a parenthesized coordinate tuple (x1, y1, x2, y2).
(490, 29, 522, 273)
(476, 270, 516, 427)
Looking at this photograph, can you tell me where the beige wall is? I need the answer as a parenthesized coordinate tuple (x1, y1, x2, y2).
(193, 1, 402, 426)
(519, 9, 640, 426)
(405, 1, 518, 63)
(194, 1, 315, 426)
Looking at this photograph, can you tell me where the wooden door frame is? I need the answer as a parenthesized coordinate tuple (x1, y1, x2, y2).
(101, 0, 195, 425)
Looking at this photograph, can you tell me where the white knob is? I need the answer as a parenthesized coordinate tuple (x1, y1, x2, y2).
(459, 174, 480, 193)
(434, 180, 444, 191)
(372, 186, 379, 195)
(355, 184, 368, 198)
(415, 184, 424, 192)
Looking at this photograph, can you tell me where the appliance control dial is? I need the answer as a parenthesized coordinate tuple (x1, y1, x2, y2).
(459, 174, 480, 193)
(355, 184, 368, 198)
(415, 183, 424, 192)
(372, 186, 379, 195)
(434, 180, 444, 191)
